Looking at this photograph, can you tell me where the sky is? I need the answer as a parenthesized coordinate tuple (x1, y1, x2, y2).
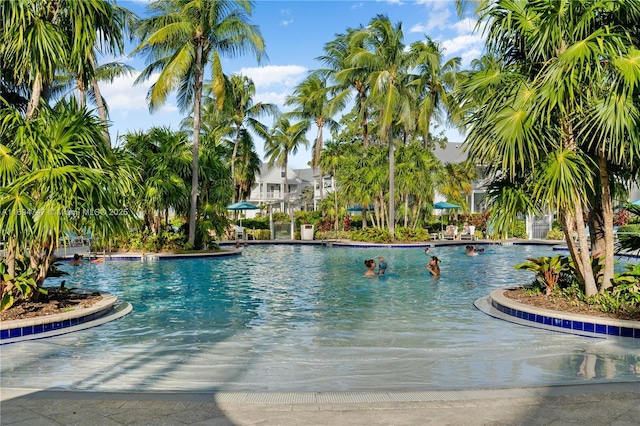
(103, 0, 486, 168)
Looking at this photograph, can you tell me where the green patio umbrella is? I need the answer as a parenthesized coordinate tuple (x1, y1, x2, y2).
(227, 201, 259, 227)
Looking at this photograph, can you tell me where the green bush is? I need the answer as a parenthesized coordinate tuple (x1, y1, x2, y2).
(315, 230, 353, 240)
(546, 228, 565, 240)
(509, 220, 528, 239)
(251, 229, 271, 240)
(351, 228, 392, 243)
(393, 227, 431, 242)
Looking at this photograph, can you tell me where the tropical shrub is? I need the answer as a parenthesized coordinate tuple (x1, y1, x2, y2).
(509, 220, 528, 239)
(351, 228, 392, 243)
(515, 255, 571, 295)
(613, 210, 631, 226)
(394, 227, 431, 242)
(1, 259, 40, 311)
(546, 228, 565, 240)
(315, 230, 353, 240)
(241, 218, 270, 230)
(342, 215, 353, 231)
(616, 224, 640, 253)
(605, 263, 640, 315)
(252, 229, 271, 240)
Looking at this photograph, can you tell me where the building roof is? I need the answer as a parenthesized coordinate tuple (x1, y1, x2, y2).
(433, 142, 466, 164)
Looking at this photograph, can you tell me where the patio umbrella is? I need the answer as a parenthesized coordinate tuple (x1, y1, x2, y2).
(227, 201, 259, 227)
(433, 201, 461, 232)
(347, 205, 374, 212)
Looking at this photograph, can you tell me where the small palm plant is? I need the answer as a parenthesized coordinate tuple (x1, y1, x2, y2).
(515, 255, 570, 295)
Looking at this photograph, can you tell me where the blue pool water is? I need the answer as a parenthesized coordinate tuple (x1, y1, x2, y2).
(1, 244, 638, 392)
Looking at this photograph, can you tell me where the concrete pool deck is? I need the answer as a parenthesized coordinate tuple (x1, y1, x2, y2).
(1, 382, 639, 425)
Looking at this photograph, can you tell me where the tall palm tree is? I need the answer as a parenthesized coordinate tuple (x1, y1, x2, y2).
(409, 37, 462, 149)
(132, 0, 265, 246)
(234, 128, 262, 202)
(284, 72, 347, 201)
(350, 15, 414, 239)
(318, 140, 345, 231)
(318, 28, 372, 147)
(222, 74, 278, 203)
(264, 116, 310, 237)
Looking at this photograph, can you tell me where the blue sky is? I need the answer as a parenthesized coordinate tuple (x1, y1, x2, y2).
(104, 0, 485, 168)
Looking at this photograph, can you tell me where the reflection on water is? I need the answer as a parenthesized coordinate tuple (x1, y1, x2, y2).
(1, 244, 638, 392)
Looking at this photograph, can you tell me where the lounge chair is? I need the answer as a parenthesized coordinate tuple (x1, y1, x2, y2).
(442, 225, 457, 240)
(460, 225, 475, 241)
(234, 225, 245, 240)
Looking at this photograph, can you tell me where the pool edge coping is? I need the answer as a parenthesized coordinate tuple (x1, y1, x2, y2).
(477, 287, 640, 338)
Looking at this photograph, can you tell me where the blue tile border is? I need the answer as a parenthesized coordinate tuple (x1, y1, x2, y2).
(0, 291, 128, 344)
(488, 288, 639, 339)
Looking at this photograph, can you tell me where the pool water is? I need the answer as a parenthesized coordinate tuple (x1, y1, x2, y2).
(1, 244, 638, 392)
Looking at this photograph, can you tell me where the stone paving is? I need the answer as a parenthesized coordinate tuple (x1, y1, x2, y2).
(1, 383, 639, 425)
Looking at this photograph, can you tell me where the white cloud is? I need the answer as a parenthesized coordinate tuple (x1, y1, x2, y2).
(100, 72, 153, 112)
(237, 65, 307, 88)
(441, 33, 484, 56)
(254, 91, 289, 108)
(410, 23, 428, 34)
(280, 19, 294, 27)
(460, 48, 483, 68)
(451, 18, 478, 35)
(351, 2, 364, 10)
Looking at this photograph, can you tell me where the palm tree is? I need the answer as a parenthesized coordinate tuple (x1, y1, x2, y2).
(264, 116, 310, 237)
(233, 128, 262, 202)
(409, 37, 462, 149)
(222, 74, 278, 203)
(460, 0, 640, 296)
(122, 127, 192, 232)
(0, 99, 135, 307)
(284, 73, 346, 200)
(1, 0, 132, 120)
(132, 0, 265, 246)
(318, 140, 345, 231)
(318, 28, 372, 147)
(349, 15, 414, 239)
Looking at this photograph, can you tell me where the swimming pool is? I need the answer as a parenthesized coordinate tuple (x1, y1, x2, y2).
(1, 244, 638, 392)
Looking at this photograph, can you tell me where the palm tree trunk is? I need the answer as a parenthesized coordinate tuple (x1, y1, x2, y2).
(562, 204, 598, 297)
(333, 179, 339, 232)
(77, 79, 86, 109)
(285, 164, 294, 238)
(91, 66, 111, 146)
(598, 149, 615, 292)
(588, 202, 606, 256)
(26, 73, 43, 119)
(316, 125, 324, 201)
(6, 237, 16, 278)
(188, 44, 205, 246)
(231, 127, 241, 204)
(388, 128, 395, 240)
(404, 195, 409, 227)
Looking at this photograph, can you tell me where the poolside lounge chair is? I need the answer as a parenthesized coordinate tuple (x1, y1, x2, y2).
(461, 225, 475, 241)
(443, 225, 457, 240)
(234, 225, 245, 240)
(460, 224, 476, 241)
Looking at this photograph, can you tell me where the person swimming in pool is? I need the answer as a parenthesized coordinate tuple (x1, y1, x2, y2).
(377, 257, 387, 276)
(426, 256, 441, 277)
(364, 259, 377, 276)
(69, 253, 83, 266)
